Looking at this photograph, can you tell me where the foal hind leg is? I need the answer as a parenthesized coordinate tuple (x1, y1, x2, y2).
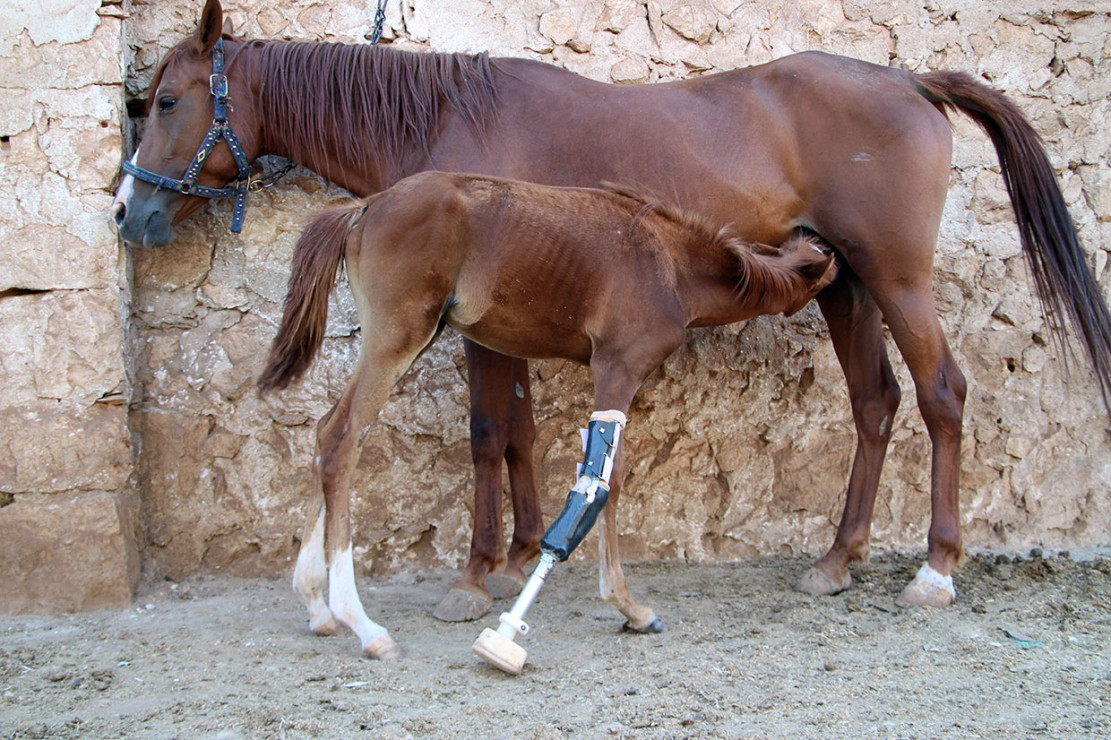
(313, 369, 403, 659)
(292, 484, 343, 636)
(313, 314, 446, 657)
(876, 288, 967, 607)
(797, 273, 901, 596)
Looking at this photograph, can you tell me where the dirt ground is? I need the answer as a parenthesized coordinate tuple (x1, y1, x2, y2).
(2, 551, 1109, 739)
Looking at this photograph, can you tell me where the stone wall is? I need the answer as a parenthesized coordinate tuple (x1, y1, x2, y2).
(125, 0, 1111, 582)
(3, 1, 1109, 611)
(0, 0, 138, 612)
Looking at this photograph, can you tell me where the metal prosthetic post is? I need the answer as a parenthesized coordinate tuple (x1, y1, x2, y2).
(472, 411, 626, 674)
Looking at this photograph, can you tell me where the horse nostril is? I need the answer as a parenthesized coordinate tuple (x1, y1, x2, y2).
(110, 202, 126, 226)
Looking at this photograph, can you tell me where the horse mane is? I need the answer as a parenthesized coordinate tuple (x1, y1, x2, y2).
(145, 37, 497, 179)
(601, 182, 833, 312)
(251, 41, 496, 180)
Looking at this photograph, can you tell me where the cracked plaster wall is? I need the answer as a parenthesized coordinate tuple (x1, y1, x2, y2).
(4, 1, 1108, 605)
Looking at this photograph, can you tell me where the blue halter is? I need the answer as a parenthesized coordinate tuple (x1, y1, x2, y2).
(122, 39, 293, 233)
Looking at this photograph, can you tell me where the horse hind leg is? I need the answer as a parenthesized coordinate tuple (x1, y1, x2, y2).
(877, 287, 967, 607)
(797, 272, 901, 597)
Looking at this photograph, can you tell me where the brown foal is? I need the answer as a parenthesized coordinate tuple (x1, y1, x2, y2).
(257, 173, 838, 658)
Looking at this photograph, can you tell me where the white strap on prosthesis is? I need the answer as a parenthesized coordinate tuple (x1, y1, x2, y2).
(575, 410, 627, 485)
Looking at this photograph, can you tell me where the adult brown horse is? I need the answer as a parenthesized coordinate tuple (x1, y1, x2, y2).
(112, 0, 1111, 623)
(257, 172, 839, 660)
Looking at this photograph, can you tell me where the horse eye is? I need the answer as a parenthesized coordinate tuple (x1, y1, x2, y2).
(158, 97, 178, 113)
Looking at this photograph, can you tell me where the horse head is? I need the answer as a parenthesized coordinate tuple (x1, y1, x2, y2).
(111, 0, 263, 247)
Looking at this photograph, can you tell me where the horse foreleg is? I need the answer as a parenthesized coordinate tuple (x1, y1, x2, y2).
(502, 356, 543, 590)
(798, 274, 901, 596)
(435, 343, 541, 622)
(879, 288, 967, 607)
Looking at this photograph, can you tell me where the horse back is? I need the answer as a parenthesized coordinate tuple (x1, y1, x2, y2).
(434, 51, 950, 254)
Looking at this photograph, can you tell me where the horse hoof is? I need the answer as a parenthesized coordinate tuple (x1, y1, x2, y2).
(310, 616, 345, 637)
(487, 572, 526, 600)
(795, 566, 851, 596)
(623, 616, 666, 634)
(895, 565, 956, 608)
(364, 634, 402, 661)
(432, 587, 493, 622)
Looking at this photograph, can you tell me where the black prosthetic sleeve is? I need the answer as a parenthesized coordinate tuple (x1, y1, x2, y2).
(539, 418, 621, 562)
(541, 487, 610, 562)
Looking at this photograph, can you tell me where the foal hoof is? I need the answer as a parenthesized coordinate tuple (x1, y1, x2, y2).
(623, 616, 666, 634)
(364, 634, 402, 661)
(895, 564, 956, 608)
(795, 566, 852, 597)
(432, 587, 493, 623)
(310, 616, 345, 637)
(487, 572, 526, 600)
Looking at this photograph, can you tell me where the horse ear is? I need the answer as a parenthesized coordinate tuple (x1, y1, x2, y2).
(195, 0, 223, 53)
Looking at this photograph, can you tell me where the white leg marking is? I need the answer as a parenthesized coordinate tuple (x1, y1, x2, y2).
(329, 546, 390, 651)
(598, 525, 613, 602)
(292, 508, 334, 632)
(913, 562, 956, 598)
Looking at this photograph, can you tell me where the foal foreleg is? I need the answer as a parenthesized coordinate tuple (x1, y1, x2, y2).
(598, 448, 663, 633)
(473, 410, 627, 674)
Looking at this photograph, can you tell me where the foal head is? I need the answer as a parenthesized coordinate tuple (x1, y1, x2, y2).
(727, 233, 839, 317)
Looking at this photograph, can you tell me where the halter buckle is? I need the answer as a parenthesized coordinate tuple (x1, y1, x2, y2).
(209, 73, 228, 98)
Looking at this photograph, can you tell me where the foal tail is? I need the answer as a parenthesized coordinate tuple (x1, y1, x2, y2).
(258, 202, 366, 394)
(915, 70, 1111, 409)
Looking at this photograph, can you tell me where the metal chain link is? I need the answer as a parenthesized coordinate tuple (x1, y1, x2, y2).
(367, 0, 388, 44)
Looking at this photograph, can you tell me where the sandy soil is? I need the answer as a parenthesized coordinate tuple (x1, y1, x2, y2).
(2, 551, 1109, 739)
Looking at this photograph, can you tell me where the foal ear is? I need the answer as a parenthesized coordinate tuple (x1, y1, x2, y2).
(195, 0, 224, 54)
(782, 239, 839, 316)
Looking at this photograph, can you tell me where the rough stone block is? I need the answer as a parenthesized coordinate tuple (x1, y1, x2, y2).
(0, 290, 125, 405)
(0, 402, 131, 495)
(0, 491, 139, 614)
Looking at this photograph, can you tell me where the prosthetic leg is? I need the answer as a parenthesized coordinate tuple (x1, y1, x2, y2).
(472, 410, 626, 674)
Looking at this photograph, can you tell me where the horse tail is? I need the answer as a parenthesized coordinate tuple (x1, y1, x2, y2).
(915, 70, 1111, 409)
(258, 201, 367, 394)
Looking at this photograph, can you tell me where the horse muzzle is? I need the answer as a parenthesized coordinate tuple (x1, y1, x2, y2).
(111, 187, 178, 248)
